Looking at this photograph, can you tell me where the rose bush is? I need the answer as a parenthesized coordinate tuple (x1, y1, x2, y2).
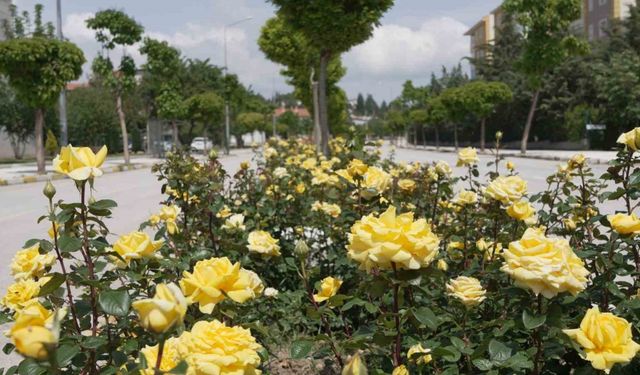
(3, 127, 640, 374)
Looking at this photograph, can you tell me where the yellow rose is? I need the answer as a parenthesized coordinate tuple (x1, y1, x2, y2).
(456, 147, 479, 167)
(336, 169, 356, 184)
(392, 365, 409, 375)
(564, 306, 640, 374)
(273, 167, 289, 179)
(247, 230, 281, 256)
(347, 206, 440, 271)
(348, 159, 369, 176)
(313, 276, 342, 303)
(180, 257, 263, 314)
(446, 276, 486, 308)
(11, 244, 55, 280)
(10, 300, 54, 333)
(240, 161, 250, 170)
(263, 147, 278, 159)
(111, 231, 164, 267)
(216, 205, 232, 219)
(564, 217, 577, 231)
(295, 182, 306, 194)
(2, 279, 41, 310)
(501, 228, 588, 298)
(616, 127, 640, 151)
(158, 204, 181, 235)
(477, 238, 503, 260)
(426, 167, 439, 182)
(301, 157, 317, 170)
(342, 353, 368, 375)
(484, 176, 528, 204)
(608, 213, 640, 235)
(149, 215, 161, 225)
(221, 213, 246, 232)
(48, 222, 60, 239)
(11, 325, 57, 360)
(567, 153, 586, 169)
(53, 145, 107, 180)
(437, 259, 448, 271)
(506, 200, 536, 221)
(397, 179, 416, 192)
(140, 337, 182, 375)
(407, 343, 432, 365)
(312, 202, 342, 218)
(177, 320, 262, 375)
(454, 190, 477, 206)
(362, 167, 392, 199)
(132, 283, 187, 333)
(435, 161, 452, 177)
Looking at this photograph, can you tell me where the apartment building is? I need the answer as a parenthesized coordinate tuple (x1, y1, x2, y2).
(465, 0, 635, 76)
(0, 0, 11, 41)
(583, 0, 635, 40)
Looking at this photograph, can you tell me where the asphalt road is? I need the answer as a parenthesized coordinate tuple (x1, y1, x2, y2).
(0, 145, 623, 367)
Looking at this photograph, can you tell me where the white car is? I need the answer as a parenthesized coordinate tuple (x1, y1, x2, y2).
(190, 137, 213, 152)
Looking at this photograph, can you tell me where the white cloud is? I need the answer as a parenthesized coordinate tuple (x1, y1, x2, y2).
(62, 12, 95, 42)
(344, 17, 469, 79)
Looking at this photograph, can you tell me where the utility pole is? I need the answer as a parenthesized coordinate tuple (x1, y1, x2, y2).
(56, 0, 69, 146)
(223, 16, 252, 155)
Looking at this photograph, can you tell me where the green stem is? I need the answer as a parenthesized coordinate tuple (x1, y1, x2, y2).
(155, 336, 166, 374)
(391, 263, 402, 368)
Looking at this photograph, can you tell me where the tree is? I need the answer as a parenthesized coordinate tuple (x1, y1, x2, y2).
(140, 37, 185, 147)
(267, 0, 394, 155)
(463, 81, 513, 151)
(0, 79, 32, 159)
(0, 38, 84, 173)
(258, 16, 346, 142)
(503, 0, 587, 153)
(182, 92, 224, 146)
(425, 96, 448, 149)
(355, 93, 365, 115)
(439, 86, 468, 150)
(67, 85, 121, 151)
(236, 112, 265, 145)
(87, 9, 144, 165)
(364, 94, 379, 116)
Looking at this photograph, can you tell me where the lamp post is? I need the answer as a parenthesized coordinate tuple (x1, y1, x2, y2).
(223, 16, 252, 155)
(56, 0, 69, 146)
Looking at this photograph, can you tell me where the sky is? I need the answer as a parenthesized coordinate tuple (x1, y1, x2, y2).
(12, 0, 503, 103)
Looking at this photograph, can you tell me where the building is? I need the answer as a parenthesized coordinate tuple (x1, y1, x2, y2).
(0, 0, 10, 41)
(465, 0, 636, 75)
(583, 0, 635, 40)
(464, 14, 494, 78)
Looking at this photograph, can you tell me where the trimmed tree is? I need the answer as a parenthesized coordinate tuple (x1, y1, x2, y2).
(87, 9, 144, 165)
(503, 0, 587, 154)
(266, 0, 394, 155)
(463, 81, 513, 151)
(425, 96, 448, 150)
(0, 37, 84, 173)
(182, 92, 224, 146)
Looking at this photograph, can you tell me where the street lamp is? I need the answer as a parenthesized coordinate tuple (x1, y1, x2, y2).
(223, 16, 253, 155)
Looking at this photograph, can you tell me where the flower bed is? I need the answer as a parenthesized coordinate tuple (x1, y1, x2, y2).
(2, 128, 640, 374)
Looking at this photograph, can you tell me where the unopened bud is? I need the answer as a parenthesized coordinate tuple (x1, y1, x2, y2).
(43, 180, 56, 199)
(209, 149, 218, 160)
(495, 131, 503, 141)
(294, 239, 310, 258)
(88, 196, 97, 205)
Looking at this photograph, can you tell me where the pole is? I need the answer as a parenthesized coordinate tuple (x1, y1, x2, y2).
(223, 26, 230, 155)
(272, 113, 276, 138)
(56, 0, 69, 146)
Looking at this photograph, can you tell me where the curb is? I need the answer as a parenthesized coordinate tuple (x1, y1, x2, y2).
(398, 146, 611, 165)
(0, 163, 153, 187)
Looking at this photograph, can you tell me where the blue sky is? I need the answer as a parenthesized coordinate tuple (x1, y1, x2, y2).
(13, 0, 502, 102)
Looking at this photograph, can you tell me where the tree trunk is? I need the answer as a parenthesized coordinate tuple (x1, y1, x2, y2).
(453, 123, 459, 150)
(34, 108, 45, 174)
(521, 89, 541, 155)
(116, 95, 130, 165)
(480, 118, 486, 152)
(171, 120, 180, 147)
(318, 52, 331, 156)
(435, 125, 440, 150)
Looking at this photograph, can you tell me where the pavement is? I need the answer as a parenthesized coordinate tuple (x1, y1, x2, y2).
(0, 144, 624, 367)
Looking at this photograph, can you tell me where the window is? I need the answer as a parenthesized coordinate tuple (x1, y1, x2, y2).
(598, 0, 607, 6)
(599, 18, 608, 36)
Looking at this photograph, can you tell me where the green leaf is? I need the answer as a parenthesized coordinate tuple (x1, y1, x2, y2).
(16, 359, 46, 375)
(38, 273, 65, 297)
(58, 236, 83, 253)
(55, 345, 80, 367)
(473, 358, 494, 371)
(81, 336, 108, 349)
(488, 340, 512, 363)
(522, 309, 546, 330)
(290, 340, 314, 359)
(99, 289, 131, 316)
(432, 346, 461, 362)
(89, 199, 118, 210)
(412, 307, 440, 330)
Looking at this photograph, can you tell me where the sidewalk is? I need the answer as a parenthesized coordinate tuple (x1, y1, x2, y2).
(400, 145, 617, 165)
(0, 155, 163, 186)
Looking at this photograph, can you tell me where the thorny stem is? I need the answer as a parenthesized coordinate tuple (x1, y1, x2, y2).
(154, 336, 166, 375)
(532, 294, 545, 375)
(391, 263, 402, 368)
(621, 152, 640, 277)
(80, 182, 99, 374)
(49, 200, 81, 335)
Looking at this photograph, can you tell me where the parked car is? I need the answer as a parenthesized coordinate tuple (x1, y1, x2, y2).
(190, 137, 213, 153)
